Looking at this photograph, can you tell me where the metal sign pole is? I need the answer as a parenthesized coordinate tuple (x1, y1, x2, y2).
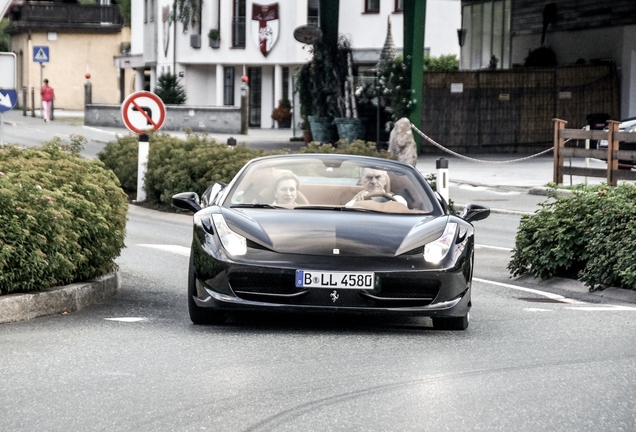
(136, 133, 149, 202)
(1, 112, 4, 146)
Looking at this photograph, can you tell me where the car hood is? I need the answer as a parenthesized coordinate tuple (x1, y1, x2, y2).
(220, 207, 448, 256)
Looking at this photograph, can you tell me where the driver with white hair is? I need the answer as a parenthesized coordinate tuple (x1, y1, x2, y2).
(346, 167, 407, 206)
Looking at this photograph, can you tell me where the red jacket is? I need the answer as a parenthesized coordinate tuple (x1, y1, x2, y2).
(41, 85, 55, 102)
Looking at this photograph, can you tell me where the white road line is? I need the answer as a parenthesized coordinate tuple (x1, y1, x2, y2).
(82, 125, 119, 136)
(474, 277, 584, 304)
(565, 306, 636, 311)
(476, 277, 636, 311)
(105, 317, 147, 322)
(137, 244, 190, 256)
(475, 244, 513, 252)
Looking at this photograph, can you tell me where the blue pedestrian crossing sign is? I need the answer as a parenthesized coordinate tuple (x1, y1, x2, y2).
(33, 46, 50, 63)
(0, 89, 18, 113)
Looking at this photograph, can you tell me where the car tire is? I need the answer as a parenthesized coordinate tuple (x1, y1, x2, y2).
(188, 254, 227, 325)
(432, 313, 469, 330)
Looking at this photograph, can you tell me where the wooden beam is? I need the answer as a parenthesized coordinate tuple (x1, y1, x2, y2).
(553, 118, 567, 184)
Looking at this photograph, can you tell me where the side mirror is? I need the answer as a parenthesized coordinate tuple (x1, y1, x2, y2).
(201, 182, 226, 207)
(460, 203, 490, 223)
(172, 192, 202, 213)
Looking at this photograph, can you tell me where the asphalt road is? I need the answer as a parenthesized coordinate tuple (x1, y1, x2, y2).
(2, 113, 636, 431)
(2, 205, 636, 431)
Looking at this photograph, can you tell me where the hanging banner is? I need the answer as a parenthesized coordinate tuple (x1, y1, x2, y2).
(251, 3, 279, 57)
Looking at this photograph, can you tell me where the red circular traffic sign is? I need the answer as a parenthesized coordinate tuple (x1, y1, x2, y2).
(121, 91, 166, 134)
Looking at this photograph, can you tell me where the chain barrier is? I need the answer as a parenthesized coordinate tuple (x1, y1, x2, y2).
(410, 123, 559, 164)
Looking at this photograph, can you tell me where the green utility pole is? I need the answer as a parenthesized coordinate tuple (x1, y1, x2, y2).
(319, 0, 339, 51)
(403, 0, 426, 152)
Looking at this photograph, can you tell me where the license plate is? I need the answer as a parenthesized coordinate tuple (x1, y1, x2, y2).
(295, 270, 375, 289)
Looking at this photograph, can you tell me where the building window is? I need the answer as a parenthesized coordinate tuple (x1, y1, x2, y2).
(365, 0, 380, 14)
(224, 67, 235, 106)
(233, 0, 246, 48)
(395, 0, 404, 13)
(461, 0, 511, 70)
(282, 67, 289, 101)
(308, 0, 319, 25)
(248, 67, 262, 127)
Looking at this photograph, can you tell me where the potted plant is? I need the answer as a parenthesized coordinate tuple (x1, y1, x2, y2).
(333, 38, 366, 143)
(208, 28, 220, 48)
(298, 117, 312, 143)
(297, 40, 340, 143)
(271, 98, 292, 128)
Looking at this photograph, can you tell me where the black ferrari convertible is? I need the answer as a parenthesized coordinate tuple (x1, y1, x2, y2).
(173, 154, 489, 330)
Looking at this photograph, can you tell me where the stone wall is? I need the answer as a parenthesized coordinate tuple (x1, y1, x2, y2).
(84, 104, 242, 134)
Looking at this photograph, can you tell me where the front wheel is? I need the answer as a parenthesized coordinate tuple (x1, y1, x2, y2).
(188, 254, 227, 325)
(432, 313, 469, 331)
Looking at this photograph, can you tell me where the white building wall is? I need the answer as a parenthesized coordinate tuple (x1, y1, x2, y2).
(338, 1, 404, 49)
(425, 0, 461, 57)
(130, 1, 145, 55)
(131, 0, 462, 127)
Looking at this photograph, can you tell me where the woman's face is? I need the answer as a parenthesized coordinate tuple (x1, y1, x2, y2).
(275, 178, 297, 204)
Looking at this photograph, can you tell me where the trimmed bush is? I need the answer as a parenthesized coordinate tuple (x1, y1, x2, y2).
(508, 184, 636, 290)
(0, 140, 128, 294)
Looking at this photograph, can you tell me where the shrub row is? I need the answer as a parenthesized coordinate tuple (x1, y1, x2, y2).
(0, 139, 128, 294)
(97, 134, 391, 206)
(508, 183, 636, 291)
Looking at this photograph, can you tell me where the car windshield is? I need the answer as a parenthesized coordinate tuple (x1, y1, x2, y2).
(222, 156, 439, 215)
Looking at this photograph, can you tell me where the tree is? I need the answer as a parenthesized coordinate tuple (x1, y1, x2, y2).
(424, 54, 459, 72)
(154, 73, 187, 105)
(172, 0, 202, 33)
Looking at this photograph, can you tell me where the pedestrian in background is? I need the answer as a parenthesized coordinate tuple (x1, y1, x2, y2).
(41, 79, 55, 122)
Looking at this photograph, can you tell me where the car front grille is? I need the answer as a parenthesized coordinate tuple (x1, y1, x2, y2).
(228, 271, 440, 308)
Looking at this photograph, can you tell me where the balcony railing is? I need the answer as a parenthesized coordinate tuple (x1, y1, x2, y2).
(7, 4, 123, 32)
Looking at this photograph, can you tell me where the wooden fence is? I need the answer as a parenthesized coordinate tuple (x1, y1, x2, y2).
(553, 119, 636, 186)
(422, 65, 619, 154)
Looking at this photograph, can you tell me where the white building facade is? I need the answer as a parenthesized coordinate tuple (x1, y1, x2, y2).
(129, 0, 461, 129)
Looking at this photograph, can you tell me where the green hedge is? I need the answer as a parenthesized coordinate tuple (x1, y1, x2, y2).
(0, 140, 128, 294)
(97, 134, 391, 205)
(508, 183, 636, 291)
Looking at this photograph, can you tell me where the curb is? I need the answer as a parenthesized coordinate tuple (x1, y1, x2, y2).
(0, 272, 120, 324)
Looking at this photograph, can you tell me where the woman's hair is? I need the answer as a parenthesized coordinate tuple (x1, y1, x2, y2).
(274, 171, 300, 190)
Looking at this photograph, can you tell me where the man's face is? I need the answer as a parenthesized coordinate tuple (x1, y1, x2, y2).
(361, 168, 387, 193)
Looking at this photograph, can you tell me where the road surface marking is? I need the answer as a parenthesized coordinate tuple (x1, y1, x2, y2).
(475, 244, 512, 252)
(137, 244, 190, 256)
(476, 278, 636, 311)
(105, 317, 147, 322)
(565, 305, 636, 311)
(474, 277, 583, 304)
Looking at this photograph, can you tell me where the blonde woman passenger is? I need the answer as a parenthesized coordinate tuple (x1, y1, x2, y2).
(272, 172, 300, 206)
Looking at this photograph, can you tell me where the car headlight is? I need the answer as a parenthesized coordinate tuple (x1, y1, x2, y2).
(212, 214, 247, 256)
(424, 222, 457, 263)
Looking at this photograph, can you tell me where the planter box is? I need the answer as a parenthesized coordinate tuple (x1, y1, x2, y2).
(190, 34, 201, 49)
(334, 117, 366, 142)
(209, 38, 220, 48)
(308, 116, 337, 144)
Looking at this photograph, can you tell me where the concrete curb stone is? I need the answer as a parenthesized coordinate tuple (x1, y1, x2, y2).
(0, 272, 120, 324)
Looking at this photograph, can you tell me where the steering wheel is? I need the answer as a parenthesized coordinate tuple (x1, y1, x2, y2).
(363, 191, 398, 201)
